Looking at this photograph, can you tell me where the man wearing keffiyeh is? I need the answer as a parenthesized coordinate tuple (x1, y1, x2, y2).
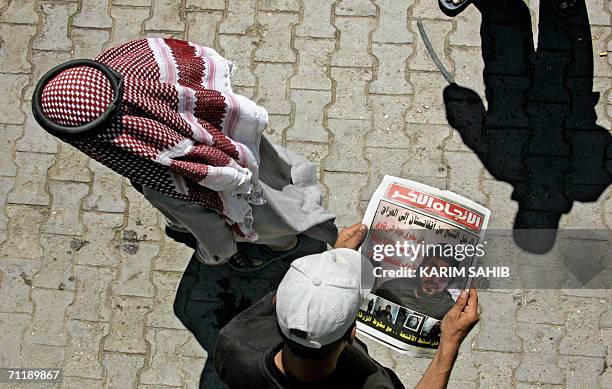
(33, 38, 338, 270)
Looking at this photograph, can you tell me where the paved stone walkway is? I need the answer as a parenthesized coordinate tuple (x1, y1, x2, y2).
(0, 0, 610, 388)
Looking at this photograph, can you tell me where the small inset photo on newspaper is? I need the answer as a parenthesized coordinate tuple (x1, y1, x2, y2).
(356, 175, 491, 357)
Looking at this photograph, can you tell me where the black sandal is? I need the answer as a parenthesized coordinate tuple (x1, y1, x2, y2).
(227, 235, 327, 273)
(164, 224, 198, 250)
(438, 0, 473, 17)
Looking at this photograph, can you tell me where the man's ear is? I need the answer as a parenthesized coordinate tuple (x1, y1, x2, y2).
(350, 324, 357, 341)
(272, 294, 277, 305)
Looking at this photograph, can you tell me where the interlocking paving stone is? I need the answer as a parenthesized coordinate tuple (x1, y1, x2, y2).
(145, 0, 186, 32)
(25, 288, 73, 347)
(2, 0, 611, 387)
(264, 114, 289, 145)
(0, 259, 39, 313)
(0, 24, 36, 73)
(218, 0, 256, 35)
(446, 151, 487, 205)
(103, 352, 146, 388)
(0, 74, 29, 124)
(372, 0, 414, 44)
(181, 356, 207, 389)
(66, 264, 116, 322)
(451, 46, 486, 98)
(517, 289, 566, 326)
(108, 6, 150, 48)
(473, 290, 523, 353)
(365, 95, 412, 148)
(74, 212, 124, 267)
(405, 72, 452, 124)
(146, 271, 185, 329)
(253, 11, 298, 63)
(403, 123, 450, 178)
(286, 89, 331, 142)
(16, 110, 59, 154)
(410, 20, 453, 72)
(515, 322, 565, 385)
(586, 0, 612, 26)
(48, 145, 92, 183)
(104, 295, 153, 353)
(219, 34, 259, 87)
(284, 141, 328, 172)
(33, 234, 76, 291)
(113, 0, 151, 6)
(254, 63, 294, 114)
(185, 11, 223, 44)
(185, 0, 225, 10)
(473, 350, 521, 388)
(1, 205, 46, 259)
(43, 181, 89, 236)
(21, 342, 65, 369)
(363, 147, 410, 200)
(258, 0, 299, 12)
(153, 237, 193, 272)
(62, 377, 104, 389)
(140, 328, 190, 386)
(324, 119, 369, 173)
(124, 185, 163, 241)
(63, 320, 109, 379)
(82, 161, 127, 213)
(111, 242, 157, 298)
(331, 16, 375, 67)
(559, 355, 605, 389)
(449, 6, 483, 47)
(328, 67, 372, 120)
(335, 0, 376, 17)
(0, 125, 21, 177)
(323, 172, 367, 227)
(32, 2, 77, 51)
(558, 296, 607, 358)
(72, 0, 113, 28)
(290, 37, 334, 91)
(0, 0, 38, 24)
(0, 312, 30, 366)
(370, 43, 413, 95)
(71, 28, 111, 60)
(0, 176, 15, 233)
(295, 0, 335, 38)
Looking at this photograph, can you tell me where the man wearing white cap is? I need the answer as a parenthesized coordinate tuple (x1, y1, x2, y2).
(214, 223, 479, 388)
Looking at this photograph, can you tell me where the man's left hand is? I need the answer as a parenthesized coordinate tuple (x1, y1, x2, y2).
(334, 223, 367, 250)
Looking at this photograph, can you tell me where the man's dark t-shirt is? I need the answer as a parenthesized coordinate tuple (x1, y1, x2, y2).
(214, 292, 404, 389)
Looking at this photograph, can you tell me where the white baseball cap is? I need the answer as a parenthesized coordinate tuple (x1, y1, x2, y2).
(276, 248, 374, 349)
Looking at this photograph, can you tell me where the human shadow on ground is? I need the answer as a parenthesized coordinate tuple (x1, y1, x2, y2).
(443, 0, 611, 253)
(173, 255, 291, 388)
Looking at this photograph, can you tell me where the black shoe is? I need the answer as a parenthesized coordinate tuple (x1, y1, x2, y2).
(164, 224, 197, 250)
(438, 0, 472, 17)
(227, 235, 327, 273)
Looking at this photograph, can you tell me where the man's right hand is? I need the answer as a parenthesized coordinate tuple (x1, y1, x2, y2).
(416, 288, 479, 389)
(440, 288, 479, 349)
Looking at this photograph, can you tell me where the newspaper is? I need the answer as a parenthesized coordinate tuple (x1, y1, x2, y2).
(356, 175, 491, 357)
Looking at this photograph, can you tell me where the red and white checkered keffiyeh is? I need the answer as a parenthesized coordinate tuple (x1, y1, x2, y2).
(39, 38, 269, 239)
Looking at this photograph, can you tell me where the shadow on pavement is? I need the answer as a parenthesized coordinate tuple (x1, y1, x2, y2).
(443, 0, 611, 253)
(173, 254, 291, 388)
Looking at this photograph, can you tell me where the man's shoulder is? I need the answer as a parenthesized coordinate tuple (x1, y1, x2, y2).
(214, 291, 283, 388)
(340, 340, 405, 389)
